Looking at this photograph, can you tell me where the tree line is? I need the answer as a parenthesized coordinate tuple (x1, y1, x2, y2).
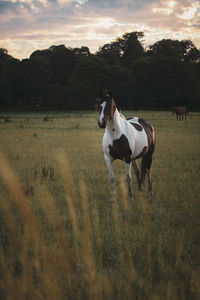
(0, 31, 200, 111)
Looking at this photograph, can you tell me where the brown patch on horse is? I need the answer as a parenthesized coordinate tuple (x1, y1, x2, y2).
(109, 134, 132, 163)
(130, 123, 143, 131)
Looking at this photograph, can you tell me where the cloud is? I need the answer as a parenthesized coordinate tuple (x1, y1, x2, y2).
(0, 0, 199, 59)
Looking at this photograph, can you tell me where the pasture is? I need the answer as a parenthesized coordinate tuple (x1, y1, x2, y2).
(0, 111, 200, 300)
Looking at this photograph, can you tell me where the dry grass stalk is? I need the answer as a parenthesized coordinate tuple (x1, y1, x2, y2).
(79, 181, 100, 299)
(41, 161, 48, 177)
(0, 151, 38, 233)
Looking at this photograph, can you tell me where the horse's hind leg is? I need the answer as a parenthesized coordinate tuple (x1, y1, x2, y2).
(147, 168, 153, 196)
(132, 160, 142, 191)
(140, 154, 153, 194)
(140, 157, 147, 189)
(125, 163, 134, 202)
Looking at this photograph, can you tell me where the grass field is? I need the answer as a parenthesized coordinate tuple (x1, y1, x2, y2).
(0, 111, 200, 300)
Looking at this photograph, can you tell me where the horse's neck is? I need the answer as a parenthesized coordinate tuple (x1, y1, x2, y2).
(106, 109, 123, 136)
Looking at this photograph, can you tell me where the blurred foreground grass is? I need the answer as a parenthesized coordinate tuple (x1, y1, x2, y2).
(0, 111, 200, 299)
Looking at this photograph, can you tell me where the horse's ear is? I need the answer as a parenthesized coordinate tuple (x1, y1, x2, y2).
(106, 90, 113, 98)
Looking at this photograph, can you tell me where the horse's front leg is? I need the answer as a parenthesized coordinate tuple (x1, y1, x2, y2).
(125, 163, 134, 203)
(104, 155, 115, 202)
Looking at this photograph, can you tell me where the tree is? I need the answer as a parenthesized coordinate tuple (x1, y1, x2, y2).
(18, 58, 55, 108)
(182, 40, 200, 63)
(96, 42, 121, 65)
(0, 48, 10, 59)
(108, 65, 136, 109)
(131, 55, 200, 109)
(117, 32, 144, 68)
(96, 31, 144, 68)
(0, 35, 199, 111)
(72, 46, 91, 57)
(67, 56, 110, 109)
(0, 48, 21, 108)
(148, 39, 200, 62)
(30, 45, 77, 87)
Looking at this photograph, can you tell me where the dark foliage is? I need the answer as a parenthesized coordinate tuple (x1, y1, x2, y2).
(0, 33, 200, 111)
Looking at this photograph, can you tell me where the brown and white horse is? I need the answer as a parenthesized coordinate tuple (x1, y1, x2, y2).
(97, 90, 156, 202)
(174, 106, 188, 120)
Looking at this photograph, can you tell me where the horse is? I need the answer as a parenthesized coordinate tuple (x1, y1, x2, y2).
(174, 106, 188, 120)
(97, 90, 156, 202)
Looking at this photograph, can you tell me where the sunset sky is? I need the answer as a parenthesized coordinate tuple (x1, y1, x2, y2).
(0, 0, 200, 60)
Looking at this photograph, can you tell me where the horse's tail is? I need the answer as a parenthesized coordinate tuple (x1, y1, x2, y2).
(139, 120, 155, 188)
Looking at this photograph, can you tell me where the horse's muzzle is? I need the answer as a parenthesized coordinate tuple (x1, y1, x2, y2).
(98, 120, 106, 128)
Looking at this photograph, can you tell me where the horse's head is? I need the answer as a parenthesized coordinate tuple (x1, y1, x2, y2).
(97, 90, 116, 129)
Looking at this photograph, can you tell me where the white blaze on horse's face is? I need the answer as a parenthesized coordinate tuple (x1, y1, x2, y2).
(98, 101, 107, 128)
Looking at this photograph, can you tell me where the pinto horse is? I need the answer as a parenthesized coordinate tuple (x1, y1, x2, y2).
(174, 106, 188, 120)
(97, 90, 156, 202)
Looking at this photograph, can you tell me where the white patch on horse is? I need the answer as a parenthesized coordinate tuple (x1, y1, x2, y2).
(98, 101, 106, 127)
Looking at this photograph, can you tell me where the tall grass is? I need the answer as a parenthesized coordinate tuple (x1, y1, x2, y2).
(0, 111, 199, 299)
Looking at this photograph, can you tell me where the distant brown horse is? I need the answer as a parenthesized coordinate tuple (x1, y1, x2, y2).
(174, 106, 188, 120)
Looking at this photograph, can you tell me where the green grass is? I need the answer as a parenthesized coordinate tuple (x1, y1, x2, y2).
(0, 111, 200, 300)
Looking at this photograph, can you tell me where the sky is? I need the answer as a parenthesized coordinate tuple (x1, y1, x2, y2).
(0, 0, 200, 60)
